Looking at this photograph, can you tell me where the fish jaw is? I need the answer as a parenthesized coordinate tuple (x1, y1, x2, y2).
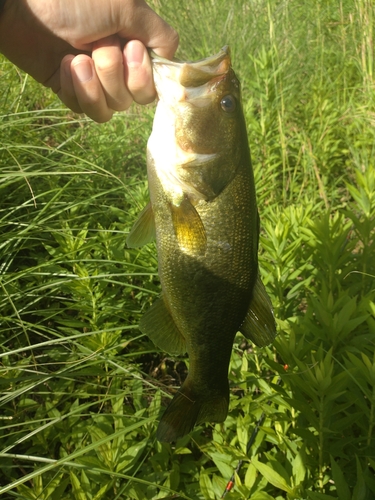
(148, 46, 242, 205)
(150, 46, 231, 95)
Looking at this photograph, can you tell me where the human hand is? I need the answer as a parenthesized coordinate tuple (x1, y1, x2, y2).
(0, 0, 179, 122)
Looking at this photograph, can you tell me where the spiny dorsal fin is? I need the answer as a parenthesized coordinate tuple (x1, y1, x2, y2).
(139, 297, 187, 355)
(239, 272, 277, 347)
(170, 198, 207, 256)
(126, 202, 155, 248)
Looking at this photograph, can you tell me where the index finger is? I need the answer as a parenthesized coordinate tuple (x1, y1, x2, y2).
(116, 1, 179, 59)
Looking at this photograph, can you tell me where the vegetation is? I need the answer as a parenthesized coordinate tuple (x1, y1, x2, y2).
(1, 0, 374, 498)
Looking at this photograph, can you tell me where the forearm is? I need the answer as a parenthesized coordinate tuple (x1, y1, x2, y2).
(0, 1, 24, 59)
(0, 1, 71, 89)
(0, 0, 6, 15)
(0, 0, 14, 57)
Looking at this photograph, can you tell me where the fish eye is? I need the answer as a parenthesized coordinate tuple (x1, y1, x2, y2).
(220, 94, 236, 113)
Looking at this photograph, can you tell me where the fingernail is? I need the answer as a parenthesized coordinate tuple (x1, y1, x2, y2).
(73, 60, 93, 82)
(126, 41, 144, 67)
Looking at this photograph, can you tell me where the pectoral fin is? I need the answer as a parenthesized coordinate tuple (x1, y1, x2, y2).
(240, 272, 277, 347)
(139, 297, 187, 355)
(170, 198, 207, 255)
(126, 202, 156, 248)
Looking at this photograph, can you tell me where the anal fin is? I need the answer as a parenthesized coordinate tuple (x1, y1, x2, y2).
(139, 297, 186, 355)
(126, 202, 155, 248)
(239, 272, 277, 347)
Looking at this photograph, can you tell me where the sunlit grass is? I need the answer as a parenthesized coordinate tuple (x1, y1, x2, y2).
(1, 0, 375, 498)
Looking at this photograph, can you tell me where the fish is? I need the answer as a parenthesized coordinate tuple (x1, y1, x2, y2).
(127, 46, 276, 443)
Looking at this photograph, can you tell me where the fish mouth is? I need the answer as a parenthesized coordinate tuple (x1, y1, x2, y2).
(149, 46, 231, 89)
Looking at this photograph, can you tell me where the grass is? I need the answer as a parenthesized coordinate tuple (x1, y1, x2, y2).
(0, 0, 374, 498)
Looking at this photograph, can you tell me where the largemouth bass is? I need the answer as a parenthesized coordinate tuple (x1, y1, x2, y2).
(127, 46, 276, 442)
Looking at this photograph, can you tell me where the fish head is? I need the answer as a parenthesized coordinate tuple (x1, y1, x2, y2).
(149, 47, 247, 202)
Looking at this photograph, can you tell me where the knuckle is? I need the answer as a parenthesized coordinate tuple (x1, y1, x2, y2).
(94, 53, 122, 76)
(109, 95, 133, 112)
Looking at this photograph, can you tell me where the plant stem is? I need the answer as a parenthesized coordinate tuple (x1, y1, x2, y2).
(319, 395, 324, 491)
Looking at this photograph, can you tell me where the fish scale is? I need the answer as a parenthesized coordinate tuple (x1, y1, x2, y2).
(127, 46, 276, 442)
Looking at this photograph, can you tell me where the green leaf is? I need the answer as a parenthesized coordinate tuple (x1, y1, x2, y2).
(174, 447, 192, 455)
(244, 462, 257, 490)
(15, 484, 37, 500)
(236, 415, 249, 455)
(330, 456, 351, 500)
(92, 481, 113, 500)
(79, 470, 91, 500)
(352, 457, 367, 500)
(307, 492, 337, 499)
(199, 472, 215, 500)
(251, 458, 293, 494)
(116, 442, 147, 473)
(70, 471, 88, 500)
(292, 451, 306, 486)
(250, 492, 276, 500)
(209, 452, 234, 478)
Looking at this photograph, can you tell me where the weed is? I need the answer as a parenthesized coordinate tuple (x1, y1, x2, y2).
(1, 0, 375, 498)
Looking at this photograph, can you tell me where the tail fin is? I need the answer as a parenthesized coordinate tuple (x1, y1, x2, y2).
(156, 378, 228, 442)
